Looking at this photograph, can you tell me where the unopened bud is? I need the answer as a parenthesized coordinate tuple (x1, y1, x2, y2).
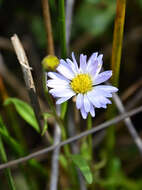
(42, 55, 59, 71)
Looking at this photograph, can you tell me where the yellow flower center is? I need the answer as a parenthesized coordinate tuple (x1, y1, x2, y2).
(71, 74, 92, 94)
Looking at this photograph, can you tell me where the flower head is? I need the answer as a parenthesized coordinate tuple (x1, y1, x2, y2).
(47, 52, 118, 119)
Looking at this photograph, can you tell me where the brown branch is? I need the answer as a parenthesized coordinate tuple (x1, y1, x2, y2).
(41, 0, 55, 55)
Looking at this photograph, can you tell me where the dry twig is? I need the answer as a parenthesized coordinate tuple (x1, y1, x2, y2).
(11, 34, 50, 142)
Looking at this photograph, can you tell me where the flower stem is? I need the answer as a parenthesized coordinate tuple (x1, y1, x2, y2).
(58, 0, 67, 59)
(58, 0, 68, 122)
(111, 0, 126, 87)
(87, 114, 93, 159)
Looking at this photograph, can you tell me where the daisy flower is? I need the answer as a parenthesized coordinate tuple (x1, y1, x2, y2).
(47, 52, 118, 119)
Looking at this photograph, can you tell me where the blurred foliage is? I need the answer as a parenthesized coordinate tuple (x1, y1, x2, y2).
(30, 16, 46, 49)
(75, 0, 116, 36)
(96, 157, 142, 190)
(138, 0, 142, 8)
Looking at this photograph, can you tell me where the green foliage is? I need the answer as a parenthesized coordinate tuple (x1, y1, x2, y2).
(0, 136, 16, 190)
(138, 0, 142, 8)
(70, 154, 93, 184)
(96, 157, 142, 190)
(0, 0, 3, 6)
(4, 98, 40, 133)
(0, 118, 24, 156)
(0, 116, 24, 156)
(59, 154, 68, 169)
(0, 116, 48, 178)
(75, 0, 116, 36)
(30, 16, 46, 48)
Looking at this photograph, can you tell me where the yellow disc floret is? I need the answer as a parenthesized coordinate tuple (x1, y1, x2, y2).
(71, 74, 92, 94)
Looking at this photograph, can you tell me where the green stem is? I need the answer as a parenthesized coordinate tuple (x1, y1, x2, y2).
(111, 0, 126, 87)
(87, 114, 93, 159)
(107, 0, 126, 150)
(0, 135, 16, 190)
(106, 0, 126, 176)
(58, 0, 68, 120)
(58, 0, 67, 59)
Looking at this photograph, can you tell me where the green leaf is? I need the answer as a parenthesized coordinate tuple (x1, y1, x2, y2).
(0, 116, 9, 135)
(0, 127, 24, 156)
(70, 154, 93, 184)
(80, 141, 91, 161)
(59, 154, 68, 169)
(4, 98, 40, 133)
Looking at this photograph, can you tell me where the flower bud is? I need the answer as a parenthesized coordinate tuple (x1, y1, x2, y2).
(42, 55, 59, 71)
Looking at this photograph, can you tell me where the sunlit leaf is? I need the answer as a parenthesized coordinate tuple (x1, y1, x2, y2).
(4, 98, 40, 133)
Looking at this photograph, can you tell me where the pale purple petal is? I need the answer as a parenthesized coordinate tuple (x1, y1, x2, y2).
(56, 59, 75, 80)
(66, 58, 78, 74)
(47, 79, 69, 88)
(56, 97, 72, 104)
(89, 60, 100, 77)
(95, 85, 118, 93)
(76, 93, 83, 109)
(87, 52, 98, 71)
(87, 89, 111, 108)
(95, 54, 103, 75)
(80, 105, 88, 119)
(80, 54, 87, 72)
(84, 94, 91, 112)
(72, 52, 79, 71)
(87, 91, 103, 108)
(93, 71, 112, 85)
(47, 83, 69, 89)
(97, 54, 103, 64)
(48, 72, 69, 82)
(90, 104, 95, 117)
(93, 87, 113, 98)
(93, 85, 118, 97)
(49, 88, 75, 98)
